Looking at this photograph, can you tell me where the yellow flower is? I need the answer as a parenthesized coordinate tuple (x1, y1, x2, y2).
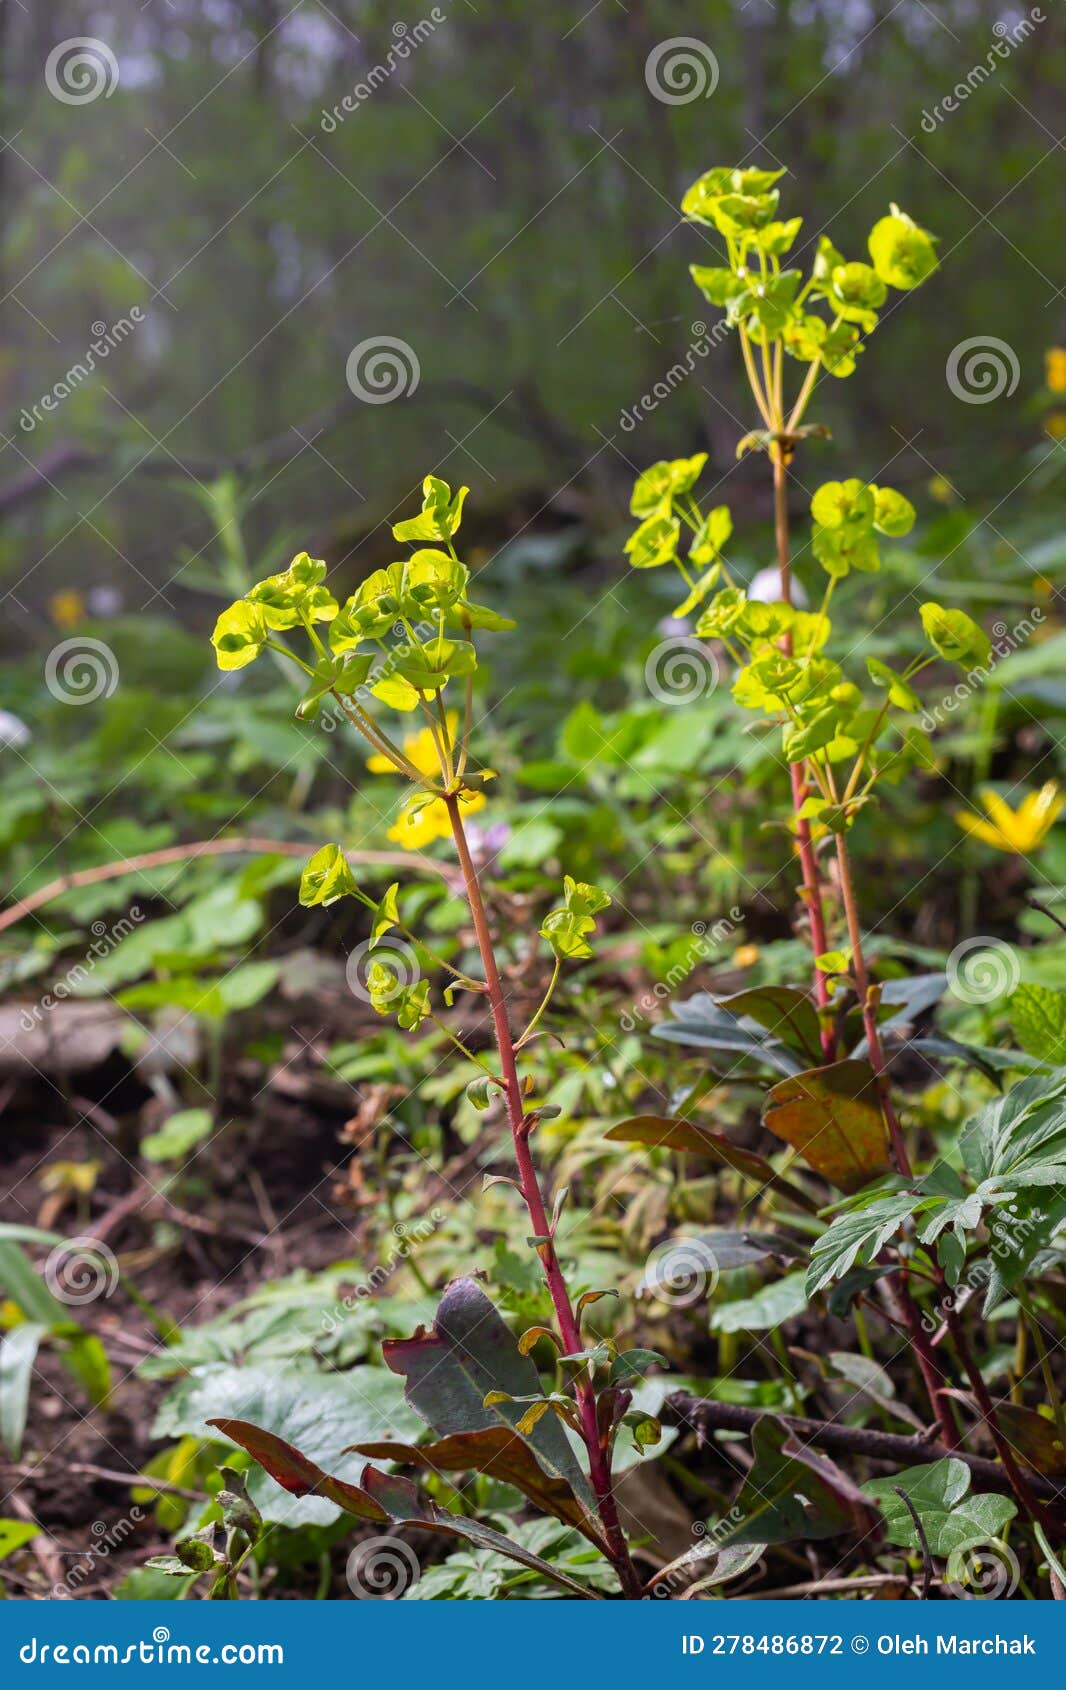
(956, 783, 1062, 855)
(732, 943, 760, 969)
(1046, 348, 1066, 394)
(366, 715, 485, 850)
(927, 474, 956, 505)
(387, 790, 485, 849)
(50, 590, 85, 628)
(1045, 411, 1066, 440)
(366, 716, 458, 780)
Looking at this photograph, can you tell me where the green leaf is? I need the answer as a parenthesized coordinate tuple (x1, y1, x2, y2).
(160, 1361, 422, 1526)
(246, 552, 336, 630)
(863, 1458, 1014, 1554)
(716, 1416, 878, 1547)
(211, 600, 269, 671)
(710, 1271, 808, 1334)
(866, 656, 920, 712)
(868, 205, 938, 290)
(370, 883, 401, 946)
(0, 1518, 40, 1561)
(383, 1277, 595, 1511)
(712, 987, 824, 1067)
(872, 485, 916, 537)
(624, 513, 680, 570)
(141, 1109, 214, 1164)
(392, 477, 468, 543)
(1009, 983, 1066, 1065)
(0, 1323, 46, 1457)
(540, 876, 611, 962)
(299, 843, 358, 909)
(920, 601, 991, 669)
(806, 1192, 924, 1297)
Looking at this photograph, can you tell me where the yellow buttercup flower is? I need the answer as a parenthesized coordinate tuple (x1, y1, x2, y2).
(1046, 348, 1066, 394)
(732, 943, 761, 969)
(366, 713, 485, 849)
(367, 720, 450, 780)
(387, 790, 485, 849)
(50, 590, 85, 629)
(956, 782, 1062, 855)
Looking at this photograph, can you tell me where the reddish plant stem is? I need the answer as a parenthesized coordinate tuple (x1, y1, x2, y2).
(444, 794, 643, 1599)
(772, 454, 834, 1060)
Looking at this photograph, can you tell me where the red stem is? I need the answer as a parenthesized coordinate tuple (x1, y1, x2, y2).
(773, 454, 834, 1060)
(444, 795, 642, 1598)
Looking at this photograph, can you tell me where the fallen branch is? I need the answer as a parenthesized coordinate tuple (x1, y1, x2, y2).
(666, 1392, 1066, 1508)
(0, 837, 447, 936)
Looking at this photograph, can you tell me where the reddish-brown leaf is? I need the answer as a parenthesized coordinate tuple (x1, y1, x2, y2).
(762, 1059, 890, 1193)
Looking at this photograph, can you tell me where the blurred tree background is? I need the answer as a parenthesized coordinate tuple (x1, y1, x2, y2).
(1, 0, 1063, 626)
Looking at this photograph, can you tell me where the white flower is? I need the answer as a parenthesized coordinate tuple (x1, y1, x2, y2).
(0, 711, 31, 748)
(748, 566, 808, 608)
